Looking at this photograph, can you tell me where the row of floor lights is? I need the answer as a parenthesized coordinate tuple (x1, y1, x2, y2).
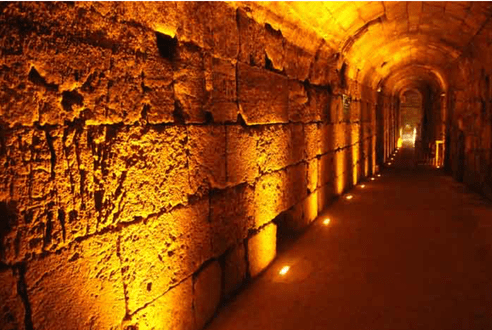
(278, 175, 382, 276)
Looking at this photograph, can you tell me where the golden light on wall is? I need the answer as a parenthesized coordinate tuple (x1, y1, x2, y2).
(334, 150, 346, 195)
(352, 144, 359, 186)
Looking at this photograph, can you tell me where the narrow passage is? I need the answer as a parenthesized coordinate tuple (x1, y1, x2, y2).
(208, 147, 492, 330)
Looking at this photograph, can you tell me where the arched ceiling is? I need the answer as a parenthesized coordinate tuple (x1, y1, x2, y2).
(234, 1, 492, 96)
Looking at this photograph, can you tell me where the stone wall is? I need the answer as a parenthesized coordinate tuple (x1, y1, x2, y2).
(447, 21, 492, 201)
(0, 3, 380, 329)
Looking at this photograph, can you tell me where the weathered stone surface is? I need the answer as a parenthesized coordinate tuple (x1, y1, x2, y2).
(226, 125, 259, 185)
(264, 23, 285, 71)
(174, 42, 207, 123)
(205, 57, 238, 123)
(284, 42, 313, 81)
(307, 158, 318, 193)
(188, 125, 227, 193)
(128, 278, 194, 330)
(237, 8, 266, 67)
(238, 63, 289, 124)
(0, 268, 25, 330)
(119, 199, 211, 314)
(223, 243, 247, 298)
(256, 124, 305, 174)
(247, 223, 277, 277)
(194, 261, 222, 330)
(210, 2, 239, 60)
(25, 232, 125, 330)
(305, 123, 321, 159)
(211, 184, 255, 256)
(288, 80, 309, 122)
(318, 152, 335, 187)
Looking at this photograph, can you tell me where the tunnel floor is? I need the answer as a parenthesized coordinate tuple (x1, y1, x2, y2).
(207, 146, 492, 330)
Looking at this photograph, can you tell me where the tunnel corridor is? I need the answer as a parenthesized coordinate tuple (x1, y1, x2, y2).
(208, 146, 492, 330)
(1, 2, 492, 330)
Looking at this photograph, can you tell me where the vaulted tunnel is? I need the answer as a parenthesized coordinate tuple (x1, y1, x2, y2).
(2, 2, 492, 330)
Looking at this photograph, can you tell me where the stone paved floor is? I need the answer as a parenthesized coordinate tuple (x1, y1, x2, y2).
(207, 146, 492, 330)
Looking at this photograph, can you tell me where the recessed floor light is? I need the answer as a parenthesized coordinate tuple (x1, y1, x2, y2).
(323, 218, 330, 225)
(279, 265, 290, 275)
(345, 194, 353, 200)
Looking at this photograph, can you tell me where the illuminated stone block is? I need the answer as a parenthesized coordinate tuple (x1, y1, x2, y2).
(288, 80, 309, 122)
(223, 243, 247, 298)
(237, 63, 288, 124)
(26, 233, 126, 330)
(174, 42, 207, 123)
(284, 42, 312, 81)
(210, 184, 255, 256)
(237, 8, 265, 67)
(226, 125, 259, 185)
(187, 125, 227, 193)
(0, 269, 25, 330)
(194, 261, 222, 330)
(307, 158, 318, 193)
(305, 123, 321, 159)
(206, 57, 238, 123)
(119, 199, 211, 314)
(247, 223, 277, 277)
(128, 277, 193, 330)
(303, 191, 318, 224)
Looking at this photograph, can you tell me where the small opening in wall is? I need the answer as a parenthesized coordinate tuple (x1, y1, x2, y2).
(155, 31, 177, 61)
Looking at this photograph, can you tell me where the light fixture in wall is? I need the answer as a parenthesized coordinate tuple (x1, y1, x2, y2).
(279, 265, 290, 276)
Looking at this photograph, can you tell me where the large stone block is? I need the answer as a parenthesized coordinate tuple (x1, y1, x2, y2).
(303, 191, 318, 224)
(94, 125, 190, 229)
(205, 57, 238, 123)
(305, 123, 321, 159)
(247, 223, 277, 278)
(25, 232, 126, 330)
(194, 261, 222, 330)
(237, 8, 265, 67)
(318, 152, 335, 187)
(176, 2, 213, 50)
(127, 278, 194, 330)
(237, 63, 289, 124)
(288, 80, 309, 122)
(254, 170, 285, 228)
(223, 243, 247, 298)
(0, 268, 25, 330)
(256, 124, 304, 174)
(284, 42, 313, 81)
(210, 2, 239, 60)
(307, 158, 318, 193)
(226, 125, 259, 185)
(119, 198, 211, 314)
(210, 184, 255, 256)
(174, 42, 207, 123)
(188, 125, 227, 193)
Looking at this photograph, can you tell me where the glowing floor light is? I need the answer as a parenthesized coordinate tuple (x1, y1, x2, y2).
(360, 184, 366, 188)
(370, 177, 375, 181)
(345, 194, 353, 200)
(377, 174, 381, 177)
(279, 265, 290, 275)
(388, 162, 392, 166)
(323, 218, 331, 225)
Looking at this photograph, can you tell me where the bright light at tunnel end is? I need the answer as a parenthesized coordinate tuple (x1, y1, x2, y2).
(279, 265, 290, 276)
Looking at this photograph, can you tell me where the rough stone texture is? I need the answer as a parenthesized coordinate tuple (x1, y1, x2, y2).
(194, 261, 222, 330)
(237, 63, 289, 124)
(0, 2, 382, 330)
(210, 184, 254, 257)
(188, 125, 227, 193)
(0, 268, 25, 330)
(247, 223, 277, 278)
(127, 278, 194, 330)
(119, 199, 211, 314)
(25, 232, 125, 330)
(223, 244, 247, 299)
(226, 125, 259, 185)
